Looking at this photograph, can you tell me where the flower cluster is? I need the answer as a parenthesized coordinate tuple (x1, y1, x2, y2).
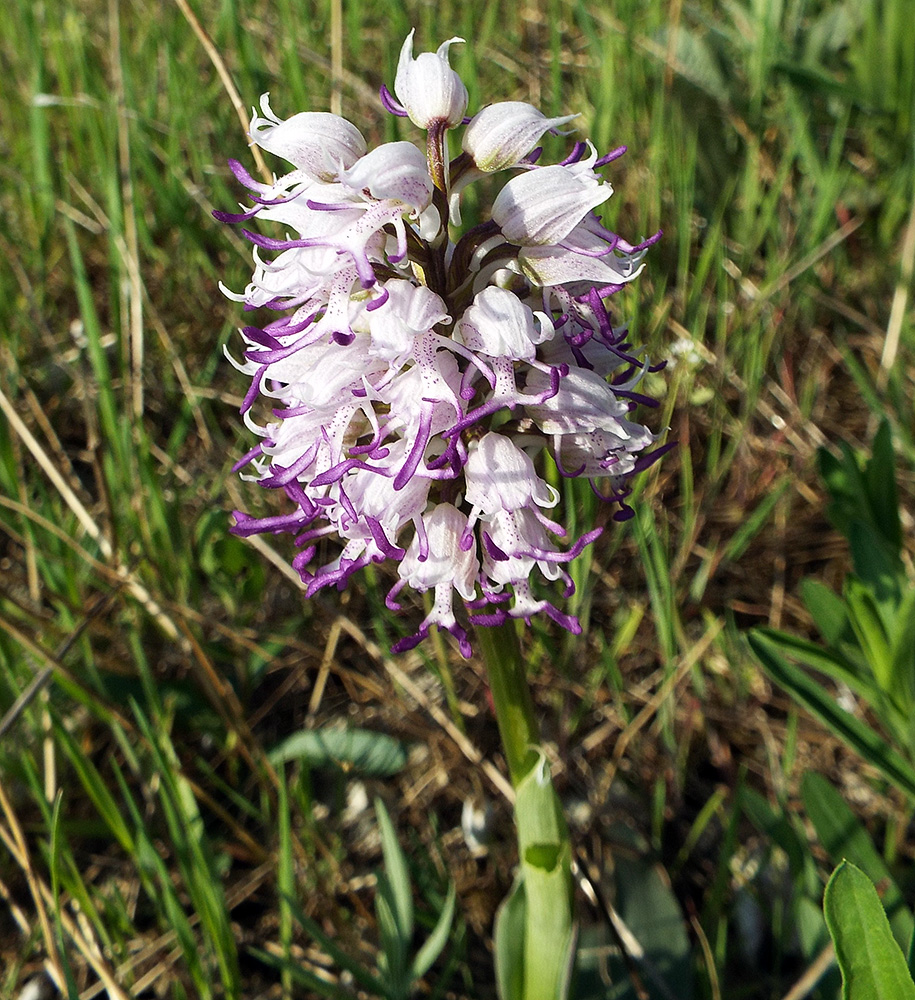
(217, 32, 668, 657)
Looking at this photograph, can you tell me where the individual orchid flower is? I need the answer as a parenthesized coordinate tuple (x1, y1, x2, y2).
(367, 279, 450, 364)
(463, 433, 559, 539)
(338, 141, 434, 211)
(387, 503, 478, 657)
(215, 29, 667, 657)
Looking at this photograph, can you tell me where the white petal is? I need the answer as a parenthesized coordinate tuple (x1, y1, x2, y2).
(249, 96, 366, 177)
(340, 141, 433, 211)
(491, 165, 612, 245)
(394, 29, 468, 128)
(463, 102, 578, 172)
(456, 286, 540, 360)
(465, 433, 558, 514)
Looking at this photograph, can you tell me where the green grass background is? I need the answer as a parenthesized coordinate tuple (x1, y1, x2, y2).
(1, 0, 914, 996)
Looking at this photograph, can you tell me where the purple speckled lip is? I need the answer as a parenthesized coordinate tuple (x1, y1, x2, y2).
(214, 32, 668, 657)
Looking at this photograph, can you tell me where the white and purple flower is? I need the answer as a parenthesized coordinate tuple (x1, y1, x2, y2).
(216, 33, 670, 657)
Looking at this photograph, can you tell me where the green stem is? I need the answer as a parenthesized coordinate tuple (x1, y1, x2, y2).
(476, 621, 540, 784)
(479, 621, 576, 1000)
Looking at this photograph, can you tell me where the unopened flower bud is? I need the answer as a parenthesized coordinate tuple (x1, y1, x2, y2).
(394, 29, 468, 129)
(463, 102, 578, 172)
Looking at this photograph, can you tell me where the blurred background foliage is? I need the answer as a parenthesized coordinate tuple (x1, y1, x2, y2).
(1, 0, 914, 996)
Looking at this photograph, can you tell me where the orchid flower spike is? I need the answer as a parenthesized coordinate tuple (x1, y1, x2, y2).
(215, 29, 668, 657)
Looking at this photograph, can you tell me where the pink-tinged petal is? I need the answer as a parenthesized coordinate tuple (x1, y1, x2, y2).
(339, 141, 433, 213)
(368, 280, 449, 361)
(398, 503, 478, 600)
(518, 244, 647, 287)
(524, 367, 630, 436)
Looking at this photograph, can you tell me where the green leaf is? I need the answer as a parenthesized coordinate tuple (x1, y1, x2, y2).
(818, 442, 867, 536)
(373, 802, 412, 998)
(824, 861, 915, 1000)
(375, 799, 413, 943)
(53, 718, 135, 854)
(848, 523, 903, 622)
(669, 27, 728, 98)
(817, 424, 904, 571)
(267, 727, 408, 776)
(739, 786, 806, 877)
(889, 590, 915, 709)
(411, 881, 456, 980)
(750, 627, 874, 704)
(375, 872, 409, 995)
(514, 755, 576, 1000)
(494, 877, 526, 1000)
(802, 577, 850, 647)
(801, 772, 913, 952)
(614, 854, 693, 1000)
(844, 576, 893, 693)
(864, 420, 902, 554)
(749, 631, 915, 800)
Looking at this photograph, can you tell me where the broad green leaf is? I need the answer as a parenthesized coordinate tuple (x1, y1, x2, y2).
(614, 854, 693, 1000)
(817, 424, 904, 573)
(848, 523, 903, 623)
(801, 772, 913, 951)
(514, 755, 576, 1000)
(268, 727, 408, 776)
(824, 861, 915, 1000)
(749, 631, 915, 800)
(818, 443, 868, 537)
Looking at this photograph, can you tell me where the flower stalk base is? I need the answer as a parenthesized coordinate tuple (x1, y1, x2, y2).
(480, 622, 575, 1000)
